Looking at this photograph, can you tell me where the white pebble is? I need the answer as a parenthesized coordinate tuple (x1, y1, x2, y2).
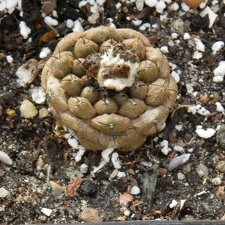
(181, 2, 190, 11)
(39, 47, 51, 59)
(194, 38, 205, 52)
(75, 146, 86, 162)
(160, 140, 171, 155)
(177, 172, 185, 180)
(130, 186, 140, 195)
(141, 161, 152, 167)
(194, 191, 208, 197)
(156, 1, 166, 13)
(115, 3, 122, 9)
(160, 46, 169, 53)
(80, 164, 88, 174)
(73, 20, 84, 32)
(68, 138, 79, 149)
(41, 208, 52, 217)
(39, 108, 49, 118)
(30, 86, 46, 104)
(20, 99, 38, 118)
(0, 187, 9, 198)
(79, 1, 87, 8)
(213, 61, 225, 83)
(92, 160, 107, 173)
(186, 83, 193, 93)
(52, 10, 58, 18)
(132, 18, 142, 26)
(139, 23, 151, 31)
(66, 19, 74, 29)
(0, 151, 13, 165)
(144, 0, 158, 7)
(136, 0, 144, 11)
(168, 154, 190, 171)
(183, 32, 190, 40)
(110, 169, 118, 179)
(196, 163, 208, 178)
(171, 33, 178, 39)
(174, 145, 184, 152)
(102, 147, 114, 162)
(199, 1, 207, 8)
(19, 21, 31, 39)
(197, 106, 210, 116)
(169, 199, 178, 208)
(16, 63, 36, 87)
(44, 16, 58, 27)
(117, 171, 126, 178)
(0, 1, 6, 11)
(192, 51, 202, 59)
(212, 177, 222, 185)
(92, 148, 114, 173)
(123, 208, 131, 217)
(170, 2, 179, 11)
(111, 152, 121, 169)
(88, 12, 99, 24)
(171, 71, 180, 83)
(6, 0, 18, 10)
(200, 6, 218, 28)
(215, 102, 224, 112)
(212, 41, 224, 55)
(195, 126, 216, 139)
(188, 105, 201, 115)
(175, 124, 183, 131)
(6, 55, 13, 63)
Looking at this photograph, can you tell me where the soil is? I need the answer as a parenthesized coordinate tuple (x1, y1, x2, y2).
(0, 0, 225, 224)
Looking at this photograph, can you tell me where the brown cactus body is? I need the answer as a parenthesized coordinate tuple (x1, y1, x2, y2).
(41, 26, 178, 151)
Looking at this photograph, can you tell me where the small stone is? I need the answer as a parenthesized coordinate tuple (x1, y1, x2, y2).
(170, 199, 178, 208)
(158, 167, 167, 175)
(80, 164, 88, 174)
(216, 125, 225, 150)
(196, 163, 208, 178)
(20, 99, 38, 118)
(49, 181, 65, 196)
(16, 59, 38, 87)
(182, 0, 204, 8)
(215, 161, 225, 173)
(177, 172, 185, 180)
(212, 177, 222, 185)
(200, 6, 218, 28)
(130, 186, 140, 195)
(0, 187, 9, 198)
(140, 164, 158, 210)
(41, 208, 52, 217)
(0, 151, 13, 165)
(41, 1, 56, 15)
(196, 126, 216, 139)
(67, 177, 84, 197)
(119, 193, 134, 206)
(79, 207, 103, 223)
(221, 214, 225, 220)
(216, 186, 225, 199)
(39, 108, 49, 118)
(31, 86, 46, 104)
(123, 208, 130, 216)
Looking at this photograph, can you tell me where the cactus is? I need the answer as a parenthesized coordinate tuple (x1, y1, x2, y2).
(41, 26, 178, 151)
